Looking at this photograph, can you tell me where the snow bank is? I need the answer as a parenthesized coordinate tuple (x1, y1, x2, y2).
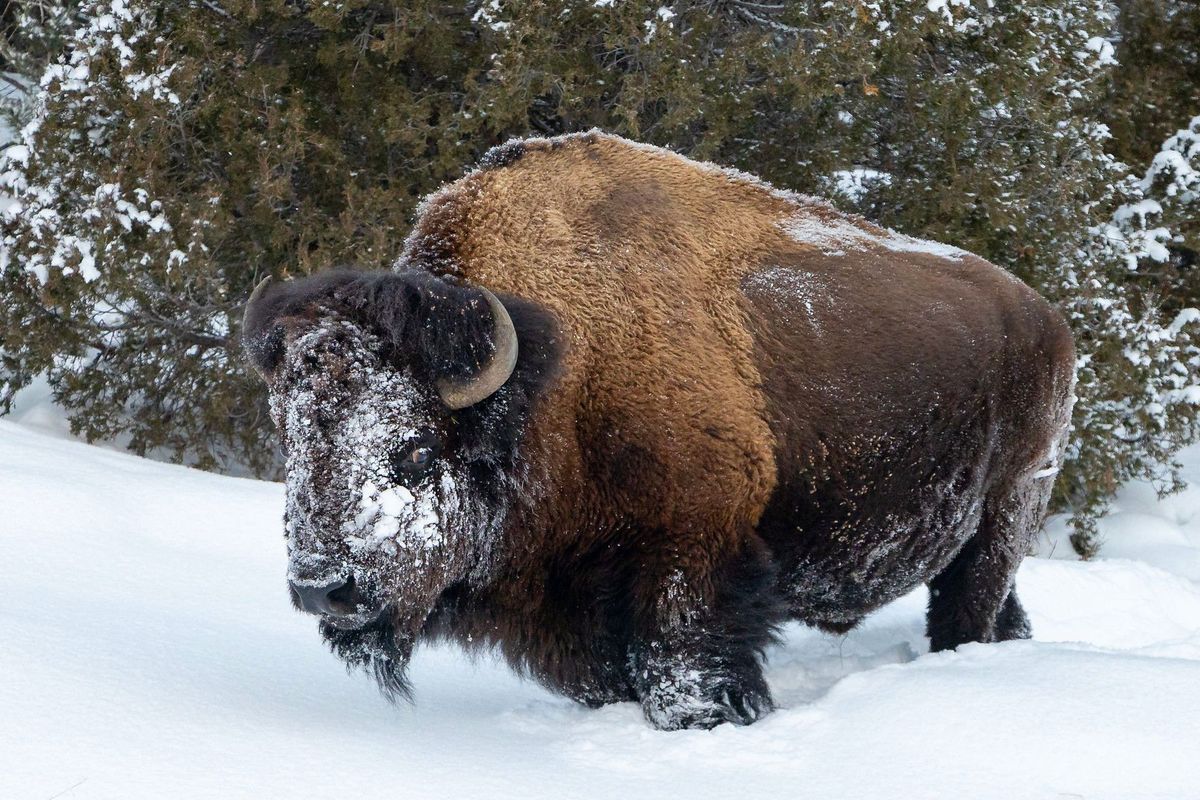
(1041, 441, 1200, 582)
(2, 420, 1198, 799)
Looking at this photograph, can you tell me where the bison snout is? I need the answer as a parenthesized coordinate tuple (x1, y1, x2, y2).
(289, 575, 371, 621)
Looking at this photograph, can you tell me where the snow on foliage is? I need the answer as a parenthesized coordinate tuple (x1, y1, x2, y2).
(830, 168, 892, 204)
(0, 0, 266, 473)
(1108, 115, 1200, 270)
(1, 0, 183, 288)
(1070, 113, 1200, 550)
(1147, 115, 1200, 201)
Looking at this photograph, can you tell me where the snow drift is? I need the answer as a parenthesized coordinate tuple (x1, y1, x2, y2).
(2, 420, 1198, 799)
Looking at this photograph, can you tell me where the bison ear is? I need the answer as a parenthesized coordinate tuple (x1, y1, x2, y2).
(365, 272, 517, 409)
(241, 276, 288, 380)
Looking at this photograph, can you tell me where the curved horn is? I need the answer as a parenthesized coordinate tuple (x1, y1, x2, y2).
(242, 275, 273, 332)
(437, 287, 518, 410)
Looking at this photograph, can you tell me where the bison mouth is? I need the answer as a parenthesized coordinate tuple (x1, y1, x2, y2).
(320, 608, 416, 702)
(319, 605, 386, 631)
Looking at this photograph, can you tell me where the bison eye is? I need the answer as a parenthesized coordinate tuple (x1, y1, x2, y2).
(391, 434, 440, 478)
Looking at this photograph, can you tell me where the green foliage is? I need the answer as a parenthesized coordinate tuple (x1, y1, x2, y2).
(2, 0, 1199, 553)
(1106, 0, 1200, 168)
(0, 1, 81, 130)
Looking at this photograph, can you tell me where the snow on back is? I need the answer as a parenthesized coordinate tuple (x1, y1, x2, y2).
(410, 130, 972, 268)
(741, 266, 832, 331)
(779, 208, 970, 260)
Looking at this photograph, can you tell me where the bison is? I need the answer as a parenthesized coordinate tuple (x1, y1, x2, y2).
(242, 131, 1075, 730)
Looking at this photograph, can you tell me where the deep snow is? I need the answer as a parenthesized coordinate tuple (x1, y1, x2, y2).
(2, 419, 1199, 799)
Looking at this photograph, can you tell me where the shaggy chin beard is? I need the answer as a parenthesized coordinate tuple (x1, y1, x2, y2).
(320, 612, 416, 702)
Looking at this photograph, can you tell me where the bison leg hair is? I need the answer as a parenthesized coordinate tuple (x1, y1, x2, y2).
(993, 589, 1032, 641)
(925, 474, 1052, 652)
(628, 537, 785, 730)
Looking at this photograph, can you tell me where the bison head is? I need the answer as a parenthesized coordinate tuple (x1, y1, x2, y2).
(242, 269, 527, 698)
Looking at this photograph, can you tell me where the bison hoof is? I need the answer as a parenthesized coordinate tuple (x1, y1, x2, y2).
(639, 676, 773, 730)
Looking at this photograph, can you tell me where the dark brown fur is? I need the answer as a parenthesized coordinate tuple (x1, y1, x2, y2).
(246, 132, 1075, 729)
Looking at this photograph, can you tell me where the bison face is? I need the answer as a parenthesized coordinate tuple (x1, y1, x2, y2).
(271, 319, 484, 694)
(243, 270, 522, 699)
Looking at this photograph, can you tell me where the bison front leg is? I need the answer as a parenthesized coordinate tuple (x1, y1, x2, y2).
(628, 537, 784, 730)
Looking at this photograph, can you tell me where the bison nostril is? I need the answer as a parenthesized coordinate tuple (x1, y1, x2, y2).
(326, 576, 363, 612)
(289, 576, 364, 618)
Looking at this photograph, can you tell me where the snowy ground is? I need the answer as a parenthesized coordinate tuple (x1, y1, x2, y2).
(2, 419, 1199, 799)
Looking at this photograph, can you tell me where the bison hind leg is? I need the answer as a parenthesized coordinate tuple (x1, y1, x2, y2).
(993, 590, 1032, 642)
(925, 473, 1051, 652)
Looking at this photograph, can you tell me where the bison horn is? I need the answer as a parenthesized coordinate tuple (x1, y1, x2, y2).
(242, 275, 273, 333)
(437, 287, 518, 410)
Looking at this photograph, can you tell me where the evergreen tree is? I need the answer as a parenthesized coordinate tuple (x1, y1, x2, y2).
(2, 0, 1198, 552)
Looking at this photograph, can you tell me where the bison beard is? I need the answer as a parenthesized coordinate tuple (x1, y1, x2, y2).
(321, 615, 415, 702)
(242, 131, 1076, 730)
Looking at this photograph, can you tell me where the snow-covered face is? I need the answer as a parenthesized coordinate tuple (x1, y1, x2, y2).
(268, 316, 490, 691)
